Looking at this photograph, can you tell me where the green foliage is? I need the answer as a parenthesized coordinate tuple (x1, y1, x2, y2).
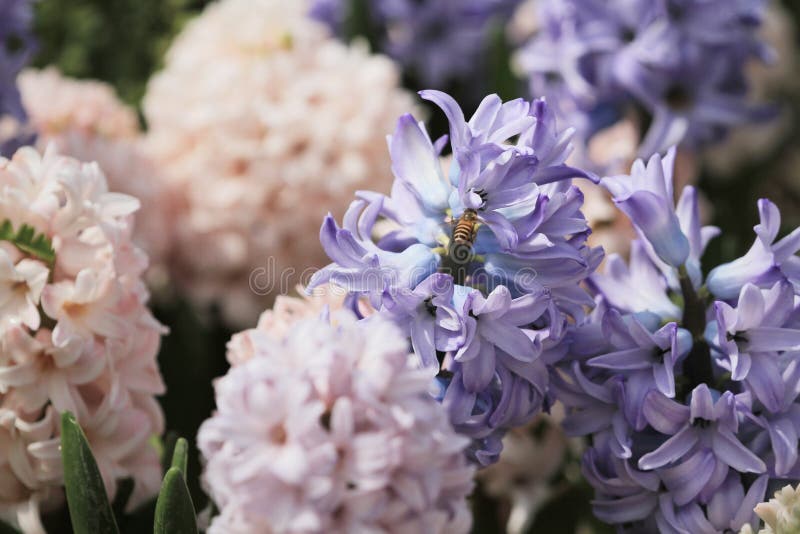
(0, 219, 55, 266)
(344, 0, 376, 47)
(153, 440, 197, 534)
(32, 0, 214, 109)
(60, 412, 120, 534)
(153, 468, 198, 534)
(486, 20, 522, 102)
(60, 413, 199, 534)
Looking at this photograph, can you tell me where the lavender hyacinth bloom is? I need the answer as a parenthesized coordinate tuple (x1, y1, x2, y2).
(0, 0, 36, 156)
(602, 148, 689, 267)
(517, 0, 772, 159)
(707, 199, 800, 300)
(555, 147, 800, 531)
(310, 91, 601, 465)
(310, 0, 522, 87)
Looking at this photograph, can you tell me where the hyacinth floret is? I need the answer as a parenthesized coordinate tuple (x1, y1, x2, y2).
(310, 90, 602, 465)
(517, 0, 774, 159)
(557, 146, 800, 532)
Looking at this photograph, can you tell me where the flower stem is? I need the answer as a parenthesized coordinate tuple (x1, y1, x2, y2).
(678, 266, 714, 389)
(678, 265, 714, 390)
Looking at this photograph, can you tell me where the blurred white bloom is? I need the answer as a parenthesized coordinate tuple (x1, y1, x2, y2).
(743, 484, 800, 534)
(142, 0, 414, 327)
(199, 312, 475, 533)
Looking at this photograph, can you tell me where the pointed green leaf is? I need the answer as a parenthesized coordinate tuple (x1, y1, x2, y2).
(154, 467, 198, 534)
(60, 412, 120, 534)
(170, 437, 189, 480)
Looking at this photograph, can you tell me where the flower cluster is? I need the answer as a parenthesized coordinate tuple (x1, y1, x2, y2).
(310, 0, 522, 87)
(0, 146, 165, 528)
(198, 311, 475, 534)
(517, 0, 773, 160)
(0, 0, 36, 156)
(18, 68, 174, 276)
(556, 147, 800, 532)
(744, 483, 800, 534)
(310, 90, 602, 465)
(143, 0, 413, 327)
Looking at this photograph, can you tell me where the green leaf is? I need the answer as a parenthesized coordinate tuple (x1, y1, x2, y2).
(60, 412, 120, 534)
(170, 437, 189, 480)
(154, 468, 198, 534)
(0, 219, 56, 265)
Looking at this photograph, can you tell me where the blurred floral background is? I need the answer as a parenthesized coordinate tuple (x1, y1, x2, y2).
(0, 0, 798, 532)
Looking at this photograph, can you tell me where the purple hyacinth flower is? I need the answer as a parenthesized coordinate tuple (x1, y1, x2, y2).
(707, 199, 800, 300)
(309, 198, 440, 305)
(382, 273, 464, 368)
(657, 473, 768, 534)
(584, 442, 768, 532)
(420, 90, 535, 152)
(388, 113, 452, 216)
(712, 281, 800, 382)
(763, 364, 800, 477)
(751, 358, 800, 477)
(588, 310, 691, 398)
(582, 447, 661, 524)
(551, 362, 632, 459)
(589, 239, 682, 320)
(674, 184, 721, 287)
(639, 385, 766, 475)
(312, 90, 601, 465)
(517, 0, 772, 160)
(452, 285, 548, 393)
(419, 91, 594, 251)
(602, 148, 691, 267)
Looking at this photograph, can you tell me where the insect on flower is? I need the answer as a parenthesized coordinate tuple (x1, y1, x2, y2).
(452, 208, 479, 246)
(448, 208, 481, 282)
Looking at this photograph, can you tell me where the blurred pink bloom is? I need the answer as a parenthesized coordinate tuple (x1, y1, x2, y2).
(199, 312, 475, 533)
(18, 68, 174, 278)
(228, 284, 373, 366)
(142, 0, 415, 326)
